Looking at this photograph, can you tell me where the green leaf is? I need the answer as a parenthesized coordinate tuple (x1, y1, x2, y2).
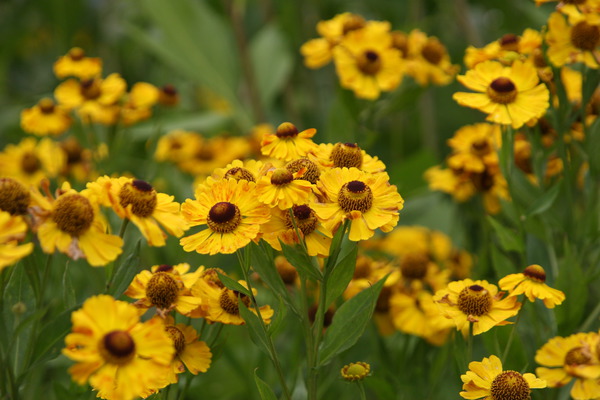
(62, 261, 76, 309)
(249, 241, 295, 312)
(279, 241, 322, 281)
(486, 216, 524, 253)
(525, 181, 562, 217)
(217, 273, 252, 297)
(238, 299, 270, 357)
(108, 240, 142, 297)
(254, 369, 278, 400)
(489, 246, 517, 278)
(29, 305, 78, 368)
(324, 244, 357, 307)
(588, 117, 600, 178)
(268, 297, 287, 336)
(318, 275, 387, 366)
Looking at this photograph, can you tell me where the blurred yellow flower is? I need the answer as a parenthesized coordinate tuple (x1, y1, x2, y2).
(53, 47, 102, 80)
(0, 211, 34, 272)
(546, 11, 600, 68)
(404, 29, 458, 86)
(20, 98, 72, 136)
(0, 137, 65, 186)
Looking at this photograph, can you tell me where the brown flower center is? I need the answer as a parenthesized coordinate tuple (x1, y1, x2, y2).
(146, 272, 179, 310)
(201, 268, 227, 289)
(219, 288, 251, 315)
(275, 122, 299, 139)
(0, 178, 30, 215)
(375, 285, 392, 312)
(159, 84, 179, 106)
(341, 14, 365, 35)
(498, 34, 520, 52)
(487, 77, 518, 104)
(61, 138, 84, 165)
(38, 98, 56, 114)
(21, 152, 41, 175)
(330, 143, 363, 169)
(532, 48, 548, 69)
(357, 50, 381, 75)
(100, 330, 135, 365)
(207, 202, 241, 233)
(353, 256, 372, 279)
(338, 180, 373, 213)
(457, 284, 492, 316)
(52, 193, 94, 236)
(286, 158, 321, 184)
(470, 139, 492, 156)
(571, 21, 600, 51)
(490, 370, 530, 400)
(400, 252, 430, 280)
(421, 40, 445, 65)
(155, 264, 174, 273)
(471, 171, 495, 192)
(224, 167, 255, 182)
(523, 264, 546, 282)
(275, 256, 298, 285)
(391, 31, 409, 56)
(119, 180, 157, 218)
(80, 79, 101, 100)
(270, 168, 294, 185)
(165, 326, 186, 355)
(565, 346, 592, 366)
(68, 47, 85, 61)
(285, 204, 318, 235)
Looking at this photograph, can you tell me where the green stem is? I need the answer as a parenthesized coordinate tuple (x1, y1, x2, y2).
(467, 322, 474, 369)
(236, 251, 292, 400)
(106, 219, 130, 292)
(501, 307, 522, 363)
(357, 381, 367, 400)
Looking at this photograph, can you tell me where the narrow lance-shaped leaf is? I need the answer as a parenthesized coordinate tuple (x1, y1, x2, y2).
(254, 368, 278, 400)
(238, 298, 271, 357)
(279, 241, 322, 281)
(217, 273, 252, 297)
(324, 244, 358, 307)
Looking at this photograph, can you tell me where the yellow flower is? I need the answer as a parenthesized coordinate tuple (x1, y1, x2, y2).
(404, 29, 458, 86)
(300, 12, 366, 69)
(464, 29, 543, 69)
(53, 47, 102, 80)
(499, 264, 565, 308)
(160, 316, 212, 383)
(154, 130, 202, 164)
(460, 355, 546, 400)
(87, 176, 189, 247)
(208, 159, 270, 184)
(261, 203, 333, 257)
(192, 278, 274, 325)
(0, 211, 34, 272)
(453, 60, 550, 128)
(120, 82, 160, 126)
(309, 142, 386, 173)
(30, 182, 123, 266)
(332, 21, 404, 99)
(261, 122, 318, 162)
(446, 123, 502, 174)
(62, 295, 174, 400)
(433, 279, 521, 335)
(536, 332, 600, 400)
(340, 361, 370, 381)
(0, 177, 31, 216)
(59, 137, 97, 183)
(424, 165, 477, 203)
(54, 73, 126, 124)
(178, 135, 251, 177)
(20, 98, 72, 136)
(256, 167, 313, 210)
(312, 167, 403, 241)
(124, 263, 202, 317)
(0, 137, 65, 186)
(158, 84, 180, 106)
(180, 178, 270, 255)
(546, 11, 600, 68)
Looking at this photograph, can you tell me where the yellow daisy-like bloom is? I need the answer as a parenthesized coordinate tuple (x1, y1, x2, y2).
(453, 60, 550, 129)
(333, 21, 404, 100)
(256, 167, 313, 210)
(499, 264, 565, 308)
(192, 278, 274, 325)
(309, 142, 386, 173)
(405, 29, 459, 86)
(0, 177, 31, 216)
(30, 182, 123, 266)
(20, 98, 72, 136)
(54, 73, 126, 125)
(62, 295, 173, 400)
(312, 167, 403, 241)
(300, 12, 366, 69)
(447, 123, 502, 174)
(0, 137, 65, 186)
(340, 361, 371, 381)
(120, 82, 160, 126)
(208, 159, 270, 185)
(159, 316, 211, 384)
(261, 122, 319, 162)
(433, 279, 521, 335)
(424, 165, 477, 203)
(179, 135, 252, 177)
(53, 47, 102, 80)
(546, 11, 600, 68)
(87, 176, 189, 247)
(180, 178, 270, 255)
(154, 129, 202, 164)
(124, 263, 202, 317)
(0, 211, 34, 272)
(536, 332, 600, 400)
(464, 29, 543, 69)
(460, 355, 546, 400)
(261, 202, 333, 257)
(59, 137, 97, 183)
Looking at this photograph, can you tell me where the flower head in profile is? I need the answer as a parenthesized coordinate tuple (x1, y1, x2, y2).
(499, 264, 565, 308)
(340, 361, 371, 381)
(536, 332, 600, 400)
(261, 122, 318, 162)
(180, 179, 270, 255)
(53, 47, 102, 80)
(30, 182, 123, 266)
(312, 167, 403, 241)
(256, 167, 313, 210)
(0, 211, 34, 273)
(0, 177, 31, 216)
(208, 159, 270, 185)
(20, 98, 72, 137)
(460, 355, 546, 400)
(433, 279, 521, 335)
(62, 295, 174, 400)
(309, 142, 386, 173)
(87, 176, 189, 247)
(453, 60, 550, 128)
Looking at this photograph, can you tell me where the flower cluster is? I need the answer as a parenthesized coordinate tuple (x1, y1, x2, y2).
(300, 13, 458, 99)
